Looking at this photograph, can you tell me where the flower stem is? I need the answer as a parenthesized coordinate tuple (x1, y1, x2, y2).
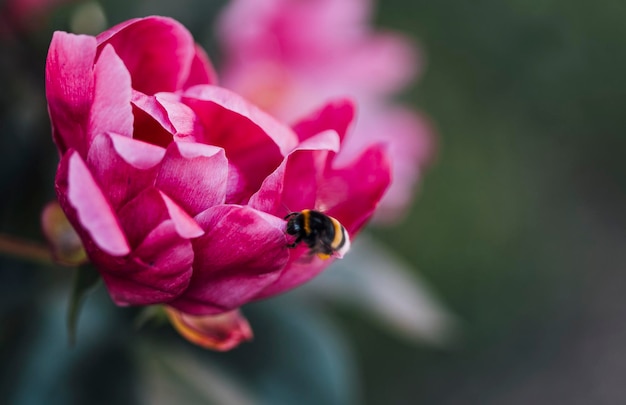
(0, 233, 54, 265)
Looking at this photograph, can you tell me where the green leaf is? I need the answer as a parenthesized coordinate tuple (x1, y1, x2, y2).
(137, 344, 257, 405)
(67, 264, 101, 346)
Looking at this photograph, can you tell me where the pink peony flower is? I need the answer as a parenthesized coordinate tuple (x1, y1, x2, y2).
(217, 0, 435, 221)
(45, 16, 390, 349)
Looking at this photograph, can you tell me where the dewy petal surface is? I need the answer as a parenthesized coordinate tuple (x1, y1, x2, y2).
(170, 205, 289, 315)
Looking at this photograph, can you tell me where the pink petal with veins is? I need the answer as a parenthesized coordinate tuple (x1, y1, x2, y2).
(45, 31, 96, 155)
(170, 205, 288, 315)
(89, 44, 133, 139)
(96, 16, 198, 94)
(155, 142, 228, 216)
(86, 133, 165, 209)
(56, 151, 130, 256)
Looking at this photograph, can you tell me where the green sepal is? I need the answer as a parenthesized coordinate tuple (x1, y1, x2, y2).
(67, 264, 101, 346)
(134, 305, 168, 331)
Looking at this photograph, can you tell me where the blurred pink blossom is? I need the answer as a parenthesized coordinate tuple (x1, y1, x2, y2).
(1, 0, 76, 33)
(45, 16, 390, 349)
(217, 0, 436, 221)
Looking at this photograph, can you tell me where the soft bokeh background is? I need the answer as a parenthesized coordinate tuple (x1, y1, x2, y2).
(2, 0, 626, 404)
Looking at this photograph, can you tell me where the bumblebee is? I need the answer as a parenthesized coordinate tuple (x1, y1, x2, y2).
(285, 209, 350, 259)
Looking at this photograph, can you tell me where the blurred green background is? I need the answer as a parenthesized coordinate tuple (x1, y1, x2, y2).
(2, 0, 626, 404)
(371, 0, 626, 403)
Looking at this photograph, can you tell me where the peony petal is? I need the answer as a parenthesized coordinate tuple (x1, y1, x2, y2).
(131, 92, 204, 145)
(183, 45, 218, 88)
(246, 159, 287, 215)
(291, 98, 356, 144)
(172, 272, 281, 316)
(56, 151, 130, 256)
(165, 307, 253, 351)
(134, 220, 196, 263)
(116, 187, 202, 248)
(169, 205, 288, 315)
(160, 192, 205, 239)
(253, 253, 329, 300)
(86, 133, 165, 209)
(320, 144, 391, 234)
(182, 85, 298, 202)
(89, 44, 133, 139)
(95, 17, 141, 44)
(349, 105, 436, 222)
(155, 93, 203, 141)
(131, 91, 176, 147)
(56, 153, 193, 305)
(95, 221, 194, 306)
(183, 85, 298, 156)
(249, 129, 340, 215)
(45, 31, 96, 156)
(155, 142, 228, 217)
(96, 16, 197, 94)
(91, 187, 200, 307)
(108, 132, 167, 169)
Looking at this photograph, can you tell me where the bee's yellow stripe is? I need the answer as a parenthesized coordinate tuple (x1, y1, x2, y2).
(330, 217, 344, 249)
(302, 209, 311, 235)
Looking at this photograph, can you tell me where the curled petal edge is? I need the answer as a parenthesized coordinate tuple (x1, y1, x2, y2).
(165, 307, 253, 351)
(59, 151, 130, 256)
